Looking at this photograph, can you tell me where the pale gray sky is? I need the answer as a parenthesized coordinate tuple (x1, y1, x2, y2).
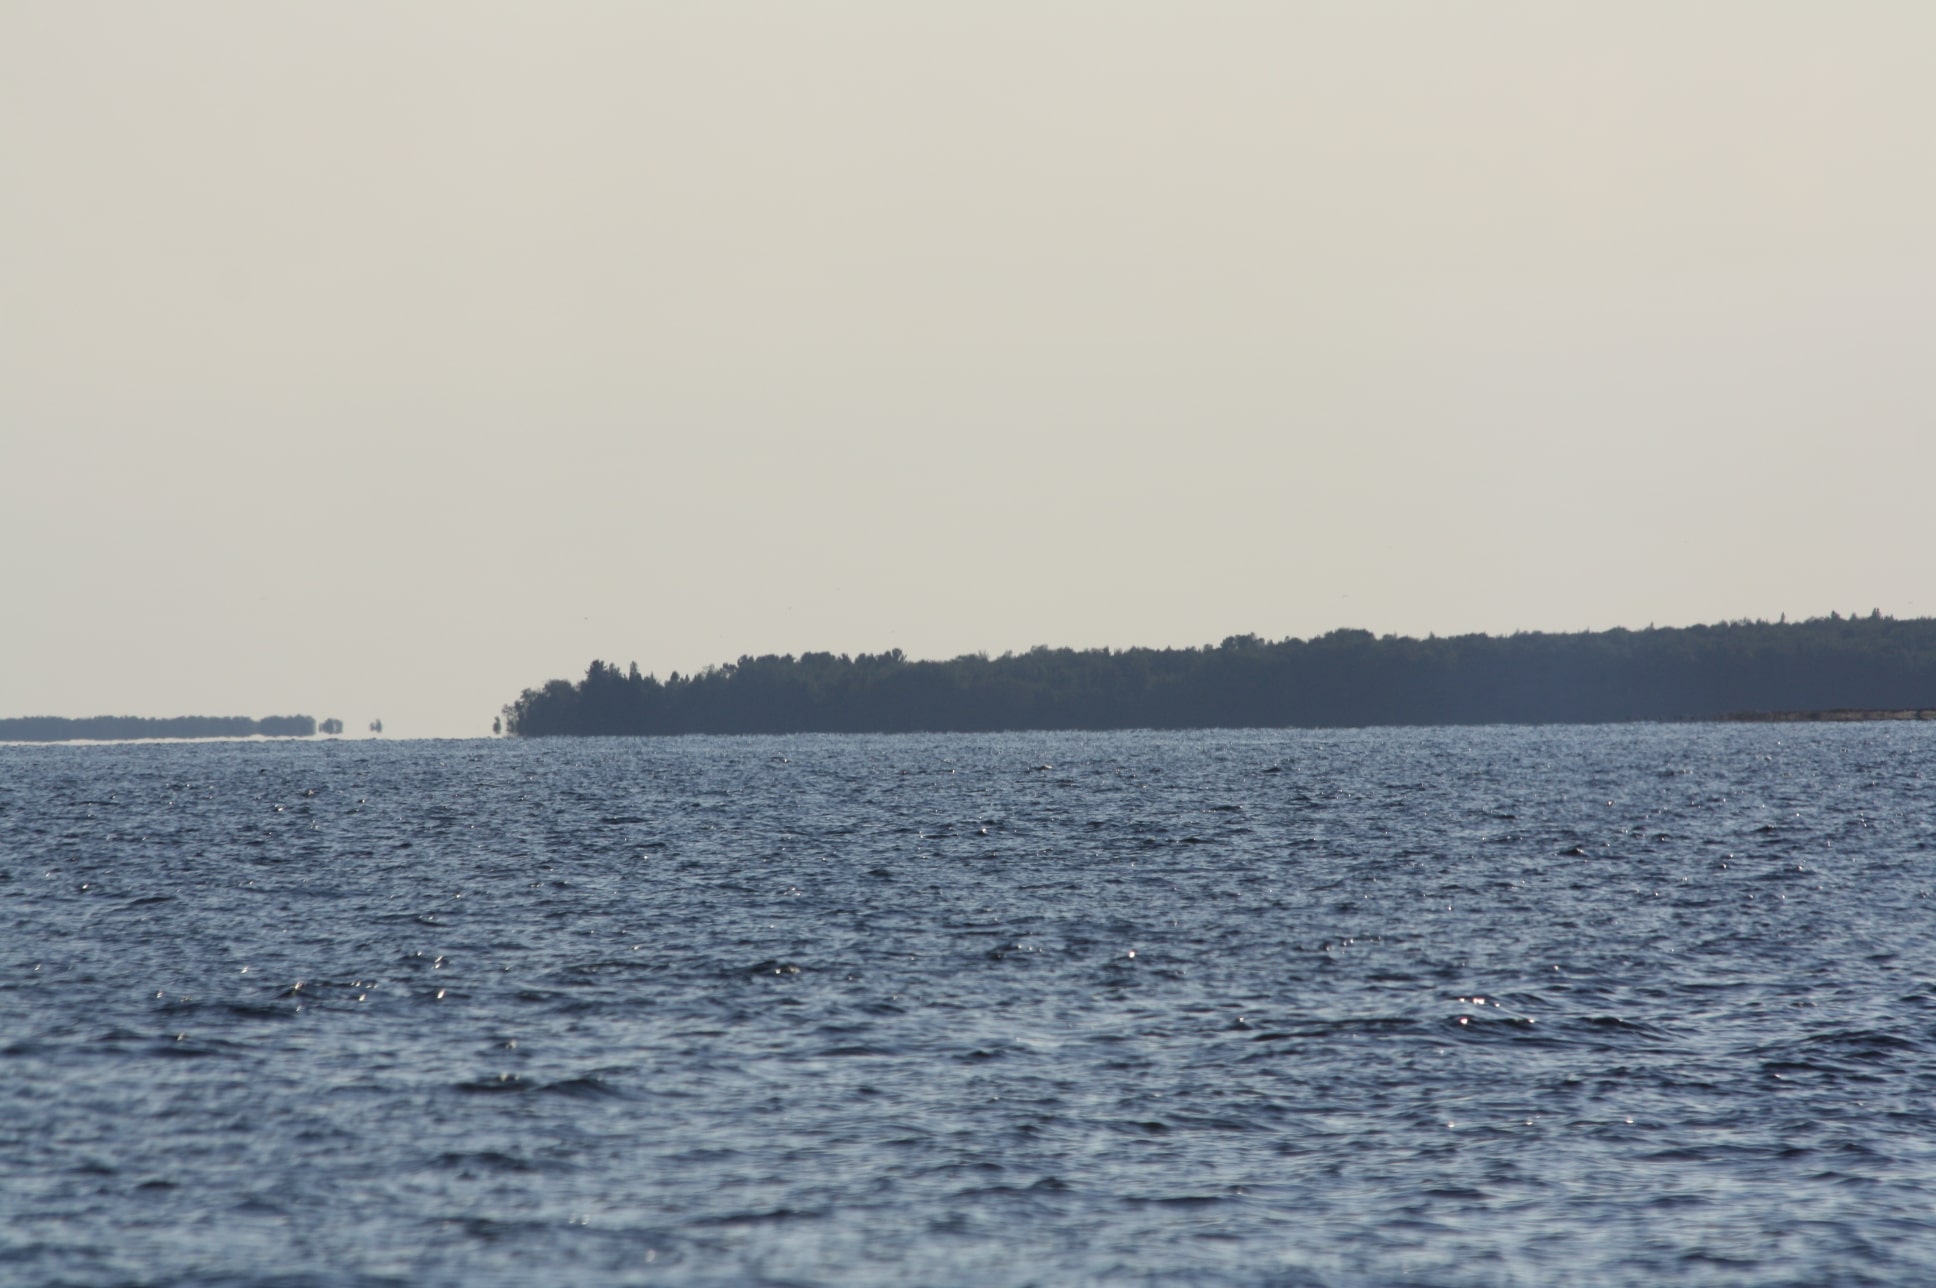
(3, 3, 1932, 737)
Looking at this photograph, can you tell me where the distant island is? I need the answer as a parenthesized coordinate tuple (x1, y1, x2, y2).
(503, 613, 1936, 737)
(0, 715, 317, 743)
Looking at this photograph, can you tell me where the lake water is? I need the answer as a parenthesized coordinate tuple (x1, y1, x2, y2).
(4, 725, 1935, 1286)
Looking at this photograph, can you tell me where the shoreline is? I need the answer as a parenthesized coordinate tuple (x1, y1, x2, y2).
(1715, 708, 1936, 723)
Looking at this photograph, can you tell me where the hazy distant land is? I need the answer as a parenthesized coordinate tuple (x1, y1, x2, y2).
(505, 614, 1936, 737)
(0, 716, 317, 743)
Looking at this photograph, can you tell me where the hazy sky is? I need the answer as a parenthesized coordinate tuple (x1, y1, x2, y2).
(4, 3, 1933, 737)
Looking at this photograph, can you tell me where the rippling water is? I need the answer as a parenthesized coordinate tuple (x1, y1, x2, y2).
(5, 726, 1936, 1286)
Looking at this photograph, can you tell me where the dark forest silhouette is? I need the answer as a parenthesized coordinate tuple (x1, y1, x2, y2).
(503, 613, 1936, 737)
(0, 715, 317, 743)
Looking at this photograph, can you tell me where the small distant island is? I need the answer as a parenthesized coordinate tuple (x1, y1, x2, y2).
(0, 715, 318, 743)
(503, 612, 1936, 737)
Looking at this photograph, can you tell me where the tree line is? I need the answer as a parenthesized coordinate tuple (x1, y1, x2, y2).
(0, 715, 318, 742)
(501, 613, 1936, 737)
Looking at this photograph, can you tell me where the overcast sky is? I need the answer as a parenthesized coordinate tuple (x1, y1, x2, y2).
(4, 3, 1933, 737)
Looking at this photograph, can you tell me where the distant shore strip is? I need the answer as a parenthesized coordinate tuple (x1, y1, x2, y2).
(0, 715, 316, 743)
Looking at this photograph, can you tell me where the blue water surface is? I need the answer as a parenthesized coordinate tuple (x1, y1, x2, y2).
(4, 725, 1935, 1286)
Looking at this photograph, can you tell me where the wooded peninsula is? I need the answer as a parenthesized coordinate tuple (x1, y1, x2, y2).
(503, 613, 1936, 737)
